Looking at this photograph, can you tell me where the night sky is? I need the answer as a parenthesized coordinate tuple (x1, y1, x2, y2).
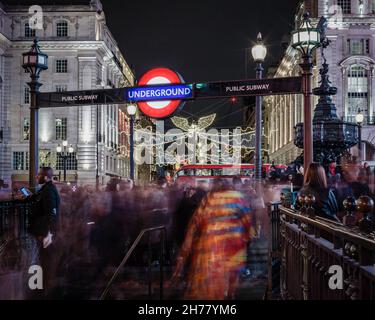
(6, 0, 301, 126)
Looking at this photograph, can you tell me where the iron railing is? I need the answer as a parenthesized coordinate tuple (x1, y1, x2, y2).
(99, 225, 167, 300)
(0, 200, 31, 244)
(268, 202, 375, 300)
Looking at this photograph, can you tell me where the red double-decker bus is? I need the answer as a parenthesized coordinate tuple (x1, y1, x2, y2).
(174, 164, 287, 188)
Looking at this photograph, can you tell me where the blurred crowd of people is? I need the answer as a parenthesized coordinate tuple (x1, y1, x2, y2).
(2, 170, 270, 299)
(2, 156, 374, 300)
(295, 160, 375, 224)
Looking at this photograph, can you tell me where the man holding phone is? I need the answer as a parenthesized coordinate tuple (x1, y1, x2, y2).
(25, 167, 61, 296)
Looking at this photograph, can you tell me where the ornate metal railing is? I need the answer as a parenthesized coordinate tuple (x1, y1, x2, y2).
(0, 200, 31, 244)
(268, 201, 375, 300)
(99, 226, 167, 300)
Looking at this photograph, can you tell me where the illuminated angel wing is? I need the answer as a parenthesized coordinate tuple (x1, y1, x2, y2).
(197, 114, 216, 130)
(171, 116, 191, 132)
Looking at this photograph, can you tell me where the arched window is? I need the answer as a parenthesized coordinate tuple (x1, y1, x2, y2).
(56, 21, 68, 37)
(347, 64, 369, 122)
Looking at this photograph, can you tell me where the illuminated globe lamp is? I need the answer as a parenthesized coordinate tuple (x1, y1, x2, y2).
(127, 104, 137, 117)
(251, 33, 267, 63)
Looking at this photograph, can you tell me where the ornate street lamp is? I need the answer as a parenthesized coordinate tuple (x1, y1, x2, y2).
(56, 141, 74, 183)
(127, 104, 137, 181)
(252, 32, 267, 182)
(22, 39, 48, 191)
(291, 13, 320, 173)
(356, 109, 364, 161)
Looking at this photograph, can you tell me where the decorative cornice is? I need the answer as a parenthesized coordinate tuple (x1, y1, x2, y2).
(339, 55, 375, 67)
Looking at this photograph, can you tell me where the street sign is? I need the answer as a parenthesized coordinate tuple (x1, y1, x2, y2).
(37, 88, 126, 108)
(36, 70, 303, 118)
(194, 76, 303, 99)
(136, 67, 187, 119)
(127, 84, 193, 102)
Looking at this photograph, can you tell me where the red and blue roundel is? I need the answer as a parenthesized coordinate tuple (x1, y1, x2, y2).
(137, 68, 185, 119)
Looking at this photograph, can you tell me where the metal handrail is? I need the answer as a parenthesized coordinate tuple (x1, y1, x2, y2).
(99, 225, 166, 300)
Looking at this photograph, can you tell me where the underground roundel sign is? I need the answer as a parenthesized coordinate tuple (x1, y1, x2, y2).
(135, 68, 188, 119)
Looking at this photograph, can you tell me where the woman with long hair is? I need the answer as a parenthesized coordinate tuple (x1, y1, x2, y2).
(299, 163, 340, 222)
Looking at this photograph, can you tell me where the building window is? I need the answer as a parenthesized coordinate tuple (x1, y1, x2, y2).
(55, 84, 68, 92)
(25, 152, 29, 170)
(338, 0, 351, 14)
(56, 59, 68, 73)
(39, 149, 53, 167)
(56, 152, 77, 170)
(347, 64, 369, 122)
(56, 21, 68, 37)
(24, 86, 30, 104)
(23, 118, 30, 140)
(97, 63, 103, 84)
(347, 39, 370, 55)
(24, 22, 36, 38)
(13, 152, 25, 170)
(55, 118, 67, 140)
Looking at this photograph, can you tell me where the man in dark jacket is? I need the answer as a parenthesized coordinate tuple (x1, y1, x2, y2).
(29, 167, 60, 241)
(27, 167, 60, 297)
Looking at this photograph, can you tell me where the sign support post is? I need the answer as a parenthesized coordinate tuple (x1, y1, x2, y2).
(255, 62, 264, 182)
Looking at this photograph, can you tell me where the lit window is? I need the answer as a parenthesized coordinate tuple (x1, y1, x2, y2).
(24, 86, 30, 104)
(55, 84, 68, 92)
(347, 64, 368, 123)
(338, 0, 351, 14)
(23, 118, 30, 140)
(55, 118, 67, 140)
(24, 22, 36, 38)
(56, 59, 68, 73)
(56, 21, 68, 37)
(13, 152, 25, 171)
(25, 152, 29, 170)
(56, 152, 77, 170)
(347, 39, 370, 55)
(39, 149, 53, 167)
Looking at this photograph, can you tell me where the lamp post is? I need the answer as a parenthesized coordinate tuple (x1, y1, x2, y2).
(291, 13, 320, 173)
(56, 141, 74, 183)
(127, 104, 137, 181)
(356, 108, 364, 162)
(22, 39, 48, 192)
(252, 32, 267, 181)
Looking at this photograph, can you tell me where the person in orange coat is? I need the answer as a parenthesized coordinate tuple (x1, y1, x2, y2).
(172, 180, 255, 300)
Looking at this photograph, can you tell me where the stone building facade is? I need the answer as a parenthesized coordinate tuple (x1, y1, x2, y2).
(0, 0, 136, 188)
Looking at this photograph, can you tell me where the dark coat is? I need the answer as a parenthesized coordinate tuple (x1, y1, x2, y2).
(28, 181, 60, 238)
(298, 186, 338, 221)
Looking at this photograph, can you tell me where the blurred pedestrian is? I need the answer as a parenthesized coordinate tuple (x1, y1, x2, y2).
(299, 163, 340, 222)
(172, 179, 255, 299)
